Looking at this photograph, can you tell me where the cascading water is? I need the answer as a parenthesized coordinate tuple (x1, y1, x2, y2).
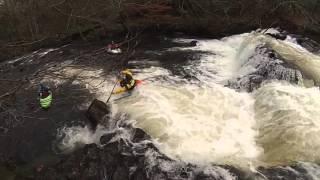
(115, 83, 260, 166)
(254, 82, 320, 165)
(113, 30, 320, 167)
(58, 29, 320, 178)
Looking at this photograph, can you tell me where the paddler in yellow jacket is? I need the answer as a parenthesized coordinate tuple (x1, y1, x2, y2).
(38, 84, 53, 109)
(112, 69, 137, 94)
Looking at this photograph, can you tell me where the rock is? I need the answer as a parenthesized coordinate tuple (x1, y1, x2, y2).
(227, 46, 303, 92)
(83, 162, 99, 179)
(86, 99, 111, 130)
(35, 126, 318, 180)
(296, 37, 320, 54)
(103, 141, 120, 155)
(112, 165, 129, 180)
(190, 41, 198, 47)
(195, 173, 215, 180)
(83, 144, 99, 160)
(100, 132, 117, 145)
(258, 164, 312, 180)
(130, 168, 148, 180)
(180, 167, 191, 179)
(266, 32, 287, 40)
(267, 31, 320, 53)
(172, 41, 198, 48)
(132, 128, 150, 143)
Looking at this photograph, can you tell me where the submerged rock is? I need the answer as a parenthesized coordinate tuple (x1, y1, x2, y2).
(266, 32, 287, 40)
(100, 132, 117, 145)
(132, 128, 151, 143)
(172, 40, 198, 48)
(291, 35, 320, 54)
(258, 163, 320, 180)
(34, 126, 153, 180)
(33, 123, 261, 180)
(227, 46, 303, 92)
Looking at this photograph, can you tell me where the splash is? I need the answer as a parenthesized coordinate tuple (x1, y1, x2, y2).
(56, 125, 107, 153)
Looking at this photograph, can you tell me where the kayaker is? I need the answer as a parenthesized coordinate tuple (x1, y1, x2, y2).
(107, 41, 120, 50)
(38, 84, 53, 109)
(112, 69, 137, 94)
(106, 41, 122, 54)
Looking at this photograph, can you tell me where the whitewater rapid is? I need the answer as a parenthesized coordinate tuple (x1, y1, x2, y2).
(58, 30, 320, 168)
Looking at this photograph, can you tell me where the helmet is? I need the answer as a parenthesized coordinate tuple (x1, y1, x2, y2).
(39, 83, 50, 93)
(121, 69, 132, 76)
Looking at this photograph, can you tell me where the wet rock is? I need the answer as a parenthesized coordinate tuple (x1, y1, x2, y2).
(103, 141, 121, 156)
(132, 128, 151, 143)
(221, 165, 247, 179)
(130, 168, 148, 180)
(83, 144, 99, 160)
(258, 164, 314, 180)
(113, 165, 129, 180)
(83, 162, 99, 179)
(121, 154, 139, 170)
(35, 125, 175, 180)
(180, 167, 192, 179)
(296, 37, 320, 54)
(100, 132, 117, 145)
(266, 33, 287, 40)
(190, 41, 198, 47)
(266, 30, 320, 53)
(172, 40, 198, 48)
(195, 173, 216, 180)
(227, 46, 303, 92)
(34, 124, 320, 180)
(86, 99, 111, 130)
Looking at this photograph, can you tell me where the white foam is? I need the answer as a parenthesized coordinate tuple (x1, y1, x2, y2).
(39, 48, 58, 57)
(56, 125, 107, 153)
(202, 166, 236, 180)
(263, 28, 281, 35)
(254, 82, 320, 165)
(115, 83, 261, 167)
(173, 33, 260, 85)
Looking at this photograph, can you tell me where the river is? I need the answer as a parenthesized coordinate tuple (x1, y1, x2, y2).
(3, 29, 320, 179)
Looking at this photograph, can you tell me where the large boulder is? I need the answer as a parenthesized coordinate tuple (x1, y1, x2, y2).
(296, 37, 320, 54)
(86, 99, 111, 130)
(227, 46, 303, 92)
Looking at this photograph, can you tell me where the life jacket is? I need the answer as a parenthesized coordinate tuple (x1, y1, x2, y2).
(120, 72, 136, 90)
(40, 92, 52, 109)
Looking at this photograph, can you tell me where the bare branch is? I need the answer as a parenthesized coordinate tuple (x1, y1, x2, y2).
(0, 83, 24, 99)
(4, 37, 48, 47)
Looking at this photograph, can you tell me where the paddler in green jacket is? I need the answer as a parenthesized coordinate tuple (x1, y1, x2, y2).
(38, 84, 53, 109)
(112, 69, 137, 94)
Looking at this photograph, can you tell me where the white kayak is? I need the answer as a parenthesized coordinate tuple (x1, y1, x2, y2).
(107, 48, 122, 54)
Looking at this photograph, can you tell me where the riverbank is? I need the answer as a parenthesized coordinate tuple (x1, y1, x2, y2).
(1, 0, 319, 62)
